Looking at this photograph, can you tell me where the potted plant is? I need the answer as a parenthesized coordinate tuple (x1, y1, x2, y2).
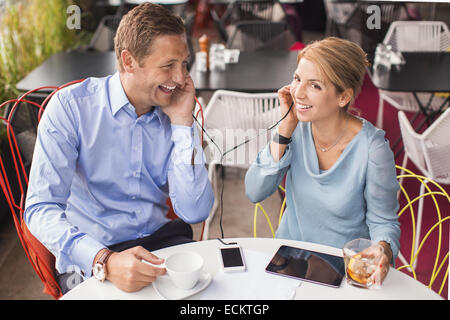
(0, 0, 93, 223)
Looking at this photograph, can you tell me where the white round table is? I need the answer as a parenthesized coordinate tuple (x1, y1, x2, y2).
(61, 238, 443, 300)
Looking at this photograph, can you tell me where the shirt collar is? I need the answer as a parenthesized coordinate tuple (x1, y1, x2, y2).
(108, 72, 164, 126)
(150, 106, 165, 126)
(108, 72, 129, 116)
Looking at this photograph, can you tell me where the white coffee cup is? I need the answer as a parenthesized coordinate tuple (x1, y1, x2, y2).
(164, 251, 204, 290)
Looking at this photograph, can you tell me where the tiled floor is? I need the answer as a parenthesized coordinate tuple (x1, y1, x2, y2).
(0, 218, 54, 300)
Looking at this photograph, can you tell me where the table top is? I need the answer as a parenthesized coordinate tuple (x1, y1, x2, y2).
(16, 51, 117, 92)
(61, 237, 443, 300)
(370, 51, 450, 93)
(190, 50, 298, 93)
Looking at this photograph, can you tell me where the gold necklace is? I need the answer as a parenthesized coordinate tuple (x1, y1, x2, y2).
(314, 116, 349, 152)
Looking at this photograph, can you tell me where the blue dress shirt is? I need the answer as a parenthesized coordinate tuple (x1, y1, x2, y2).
(245, 119, 401, 260)
(24, 72, 214, 278)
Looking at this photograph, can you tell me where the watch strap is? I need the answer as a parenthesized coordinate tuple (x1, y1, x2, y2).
(96, 249, 114, 267)
(272, 132, 292, 145)
(93, 249, 114, 282)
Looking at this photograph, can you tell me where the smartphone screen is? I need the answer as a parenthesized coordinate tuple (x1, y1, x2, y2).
(220, 247, 244, 268)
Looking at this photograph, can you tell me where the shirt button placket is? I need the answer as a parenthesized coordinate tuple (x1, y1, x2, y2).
(130, 120, 142, 200)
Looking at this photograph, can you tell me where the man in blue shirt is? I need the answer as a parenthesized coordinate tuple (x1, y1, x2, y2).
(24, 3, 214, 293)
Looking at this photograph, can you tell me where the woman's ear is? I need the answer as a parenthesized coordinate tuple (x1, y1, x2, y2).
(339, 88, 354, 108)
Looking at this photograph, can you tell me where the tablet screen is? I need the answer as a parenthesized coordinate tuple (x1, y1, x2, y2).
(265, 245, 345, 288)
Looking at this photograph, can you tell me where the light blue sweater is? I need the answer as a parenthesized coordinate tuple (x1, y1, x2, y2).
(245, 119, 401, 260)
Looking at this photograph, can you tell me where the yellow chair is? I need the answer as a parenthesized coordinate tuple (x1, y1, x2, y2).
(253, 165, 449, 298)
(253, 184, 286, 238)
(395, 165, 449, 298)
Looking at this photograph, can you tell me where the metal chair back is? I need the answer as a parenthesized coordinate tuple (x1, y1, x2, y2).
(0, 80, 84, 299)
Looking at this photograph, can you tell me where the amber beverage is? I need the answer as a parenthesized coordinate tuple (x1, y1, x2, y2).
(343, 238, 383, 288)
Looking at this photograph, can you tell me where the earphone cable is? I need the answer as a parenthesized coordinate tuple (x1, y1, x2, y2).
(192, 101, 294, 238)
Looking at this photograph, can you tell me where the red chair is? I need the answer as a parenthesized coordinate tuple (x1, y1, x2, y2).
(0, 80, 84, 299)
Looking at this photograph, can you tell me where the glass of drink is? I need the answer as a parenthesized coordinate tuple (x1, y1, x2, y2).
(343, 238, 384, 289)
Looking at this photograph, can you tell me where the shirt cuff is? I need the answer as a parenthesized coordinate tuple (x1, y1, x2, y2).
(171, 123, 199, 148)
(171, 124, 204, 165)
(255, 143, 292, 173)
(70, 234, 106, 278)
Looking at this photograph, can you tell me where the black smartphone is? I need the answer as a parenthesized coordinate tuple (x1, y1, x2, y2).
(219, 244, 246, 272)
(265, 245, 345, 288)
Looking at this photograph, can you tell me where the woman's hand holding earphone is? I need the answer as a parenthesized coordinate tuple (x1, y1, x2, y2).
(269, 85, 298, 162)
(277, 85, 298, 138)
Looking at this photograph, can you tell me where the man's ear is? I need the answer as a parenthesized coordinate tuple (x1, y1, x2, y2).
(121, 50, 137, 74)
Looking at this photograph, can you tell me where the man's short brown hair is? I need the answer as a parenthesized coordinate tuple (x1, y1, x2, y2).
(114, 3, 185, 72)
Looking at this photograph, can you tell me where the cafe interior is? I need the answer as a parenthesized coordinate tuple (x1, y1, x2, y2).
(0, 0, 449, 300)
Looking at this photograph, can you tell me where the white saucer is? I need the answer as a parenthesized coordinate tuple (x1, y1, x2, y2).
(152, 270, 212, 300)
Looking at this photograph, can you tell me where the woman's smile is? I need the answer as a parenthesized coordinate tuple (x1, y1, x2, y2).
(296, 103, 313, 112)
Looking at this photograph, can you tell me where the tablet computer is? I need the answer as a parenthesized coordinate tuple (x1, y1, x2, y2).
(265, 245, 345, 288)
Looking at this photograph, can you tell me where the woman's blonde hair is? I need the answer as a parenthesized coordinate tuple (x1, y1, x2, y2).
(297, 37, 369, 111)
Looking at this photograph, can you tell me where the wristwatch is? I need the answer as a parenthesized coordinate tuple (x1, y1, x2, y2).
(92, 249, 114, 282)
(272, 132, 292, 145)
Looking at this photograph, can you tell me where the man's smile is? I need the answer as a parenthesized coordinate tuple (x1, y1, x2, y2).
(159, 84, 176, 94)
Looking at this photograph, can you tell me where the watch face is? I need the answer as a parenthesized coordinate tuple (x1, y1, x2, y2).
(93, 263, 106, 281)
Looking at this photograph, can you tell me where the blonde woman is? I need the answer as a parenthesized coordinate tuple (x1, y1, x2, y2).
(245, 37, 400, 283)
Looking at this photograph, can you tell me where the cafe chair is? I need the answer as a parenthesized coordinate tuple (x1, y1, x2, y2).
(0, 80, 84, 299)
(323, 0, 359, 39)
(210, 0, 276, 42)
(376, 21, 450, 129)
(201, 90, 280, 239)
(86, 15, 123, 52)
(395, 164, 449, 298)
(235, 0, 275, 21)
(226, 20, 295, 52)
(253, 184, 286, 238)
(397, 108, 450, 274)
